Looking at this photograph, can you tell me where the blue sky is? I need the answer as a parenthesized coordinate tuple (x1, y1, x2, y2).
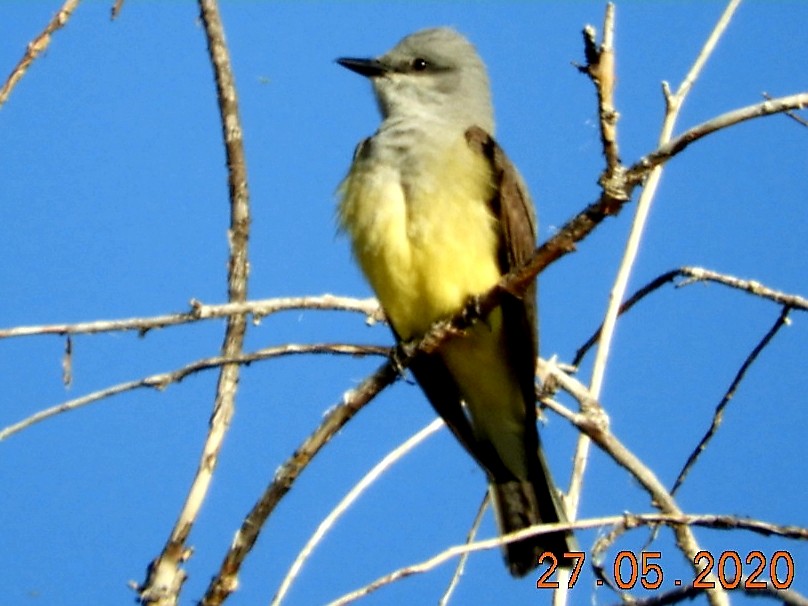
(1, 3, 806, 605)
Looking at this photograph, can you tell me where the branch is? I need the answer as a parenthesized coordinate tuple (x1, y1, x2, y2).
(438, 492, 489, 606)
(0, 343, 386, 443)
(578, 3, 622, 187)
(200, 358, 401, 606)
(574, 266, 808, 367)
(670, 305, 793, 495)
(137, 1, 251, 603)
(627, 92, 808, 184)
(537, 360, 719, 602)
(325, 512, 808, 606)
(0, 295, 379, 340)
(269, 418, 446, 606)
(562, 10, 623, 560)
(764, 91, 808, 128)
(0, 0, 81, 108)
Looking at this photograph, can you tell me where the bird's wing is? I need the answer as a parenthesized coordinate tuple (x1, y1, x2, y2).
(465, 125, 539, 424)
(405, 127, 540, 481)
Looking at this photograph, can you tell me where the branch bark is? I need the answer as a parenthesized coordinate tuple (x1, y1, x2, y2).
(0, 0, 81, 107)
(137, 1, 252, 603)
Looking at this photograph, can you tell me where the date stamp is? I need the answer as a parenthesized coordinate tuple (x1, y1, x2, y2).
(537, 550, 795, 591)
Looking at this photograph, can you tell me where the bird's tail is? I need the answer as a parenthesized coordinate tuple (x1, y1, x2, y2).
(489, 449, 577, 577)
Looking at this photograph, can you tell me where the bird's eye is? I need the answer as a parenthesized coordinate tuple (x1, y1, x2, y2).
(411, 57, 429, 72)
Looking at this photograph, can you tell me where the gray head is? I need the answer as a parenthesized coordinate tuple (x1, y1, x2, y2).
(337, 28, 495, 135)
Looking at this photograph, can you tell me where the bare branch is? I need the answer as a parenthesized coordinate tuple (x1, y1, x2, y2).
(111, 0, 125, 20)
(574, 266, 807, 367)
(0, 0, 81, 108)
(578, 3, 622, 189)
(627, 92, 808, 183)
(439, 492, 489, 606)
(672, 0, 742, 104)
(679, 267, 808, 309)
(137, 1, 252, 603)
(200, 359, 401, 606)
(0, 295, 379, 340)
(270, 418, 445, 606)
(565, 10, 633, 600)
(764, 91, 808, 128)
(538, 360, 719, 603)
(0, 343, 386, 443)
(671, 305, 793, 495)
(326, 512, 808, 606)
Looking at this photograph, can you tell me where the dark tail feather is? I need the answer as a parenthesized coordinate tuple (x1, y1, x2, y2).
(490, 451, 577, 577)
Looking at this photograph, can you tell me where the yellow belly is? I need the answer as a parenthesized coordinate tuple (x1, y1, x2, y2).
(339, 133, 532, 480)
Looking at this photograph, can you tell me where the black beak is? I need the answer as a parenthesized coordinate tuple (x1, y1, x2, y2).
(336, 57, 388, 78)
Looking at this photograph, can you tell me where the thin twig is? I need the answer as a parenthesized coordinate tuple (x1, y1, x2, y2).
(0, 0, 81, 108)
(626, 92, 808, 183)
(764, 91, 808, 128)
(62, 335, 73, 387)
(326, 520, 582, 606)
(679, 267, 808, 309)
(0, 343, 388, 443)
(270, 417, 445, 606)
(573, 266, 808, 367)
(0, 295, 379, 340)
(439, 492, 490, 606)
(670, 305, 793, 496)
(137, 1, 251, 604)
(111, 0, 125, 20)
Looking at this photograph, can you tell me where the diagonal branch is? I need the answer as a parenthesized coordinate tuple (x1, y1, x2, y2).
(626, 92, 808, 184)
(573, 266, 808, 367)
(200, 358, 401, 606)
(270, 417, 446, 606)
(670, 305, 793, 495)
(0, 0, 81, 108)
(0, 343, 388, 443)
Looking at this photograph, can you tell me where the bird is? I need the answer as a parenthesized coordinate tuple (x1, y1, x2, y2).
(336, 27, 576, 577)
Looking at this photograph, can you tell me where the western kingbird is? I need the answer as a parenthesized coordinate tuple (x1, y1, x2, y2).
(336, 27, 576, 576)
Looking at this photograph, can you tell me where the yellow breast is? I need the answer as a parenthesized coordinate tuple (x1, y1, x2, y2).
(339, 135, 500, 340)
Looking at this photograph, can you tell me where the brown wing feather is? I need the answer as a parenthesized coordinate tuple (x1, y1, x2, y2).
(397, 126, 575, 576)
(465, 125, 577, 575)
(464, 125, 538, 415)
